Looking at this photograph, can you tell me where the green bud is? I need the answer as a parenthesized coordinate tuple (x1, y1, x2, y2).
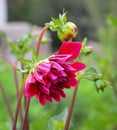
(82, 46, 93, 56)
(57, 22, 78, 41)
(95, 79, 111, 92)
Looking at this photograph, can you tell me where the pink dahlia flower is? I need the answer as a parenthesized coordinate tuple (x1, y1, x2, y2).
(25, 42, 86, 105)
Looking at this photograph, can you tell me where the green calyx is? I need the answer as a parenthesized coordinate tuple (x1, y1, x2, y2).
(45, 13, 67, 32)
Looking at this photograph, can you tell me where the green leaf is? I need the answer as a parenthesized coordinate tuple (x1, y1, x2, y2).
(8, 41, 17, 50)
(85, 67, 99, 74)
(94, 79, 112, 92)
(0, 32, 14, 46)
(82, 37, 87, 47)
(95, 80, 102, 89)
(18, 58, 32, 64)
(45, 12, 67, 32)
(51, 17, 60, 25)
(48, 108, 68, 130)
(84, 67, 101, 81)
(59, 12, 67, 24)
(104, 80, 112, 88)
(30, 109, 54, 130)
(17, 68, 29, 74)
(17, 32, 32, 48)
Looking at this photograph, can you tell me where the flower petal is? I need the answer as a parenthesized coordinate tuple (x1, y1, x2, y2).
(47, 96, 53, 102)
(25, 75, 37, 98)
(27, 73, 36, 84)
(72, 62, 86, 71)
(25, 83, 37, 98)
(50, 61, 64, 71)
(58, 41, 82, 60)
(52, 93, 61, 102)
(36, 93, 47, 106)
(37, 83, 50, 95)
(37, 62, 51, 74)
(47, 71, 57, 80)
(65, 77, 78, 87)
(34, 69, 46, 85)
(49, 54, 71, 64)
(58, 89, 66, 98)
(62, 63, 77, 73)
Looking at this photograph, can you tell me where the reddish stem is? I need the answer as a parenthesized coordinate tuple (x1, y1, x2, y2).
(22, 98, 31, 130)
(13, 61, 24, 128)
(21, 63, 29, 130)
(13, 61, 19, 98)
(0, 82, 14, 122)
(64, 86, 78, 130)
(0, 52, 24, 128)
(36, 26, 49, 55)
(12, 75, 27, 130)
(0, 51, 13, 67)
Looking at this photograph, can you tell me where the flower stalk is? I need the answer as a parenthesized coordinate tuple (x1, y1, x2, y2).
(12, 74, 27, 130)
(64, 86, 78, 130)
(22, 98, 31, 130)
(13, 61, 24, 127)
(64, 74, 82, 130)
(36, 25, 49, 55)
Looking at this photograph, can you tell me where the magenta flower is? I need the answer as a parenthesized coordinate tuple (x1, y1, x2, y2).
(25, 41, 86, 105)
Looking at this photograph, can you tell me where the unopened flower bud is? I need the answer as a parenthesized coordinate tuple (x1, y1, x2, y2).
(83, 46, 93, 56)
(57, 22, 78, 41)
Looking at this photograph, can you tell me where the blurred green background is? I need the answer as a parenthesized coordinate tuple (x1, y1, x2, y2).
(0, 0, 117, 130)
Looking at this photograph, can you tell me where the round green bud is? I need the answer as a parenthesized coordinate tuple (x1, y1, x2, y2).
(57, 22, 78, 41)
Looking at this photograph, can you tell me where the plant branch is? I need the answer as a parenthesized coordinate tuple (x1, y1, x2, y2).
(0, 82, 14, 122)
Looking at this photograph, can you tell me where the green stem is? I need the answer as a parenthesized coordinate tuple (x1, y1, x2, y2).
(0, 82, 14, 122)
